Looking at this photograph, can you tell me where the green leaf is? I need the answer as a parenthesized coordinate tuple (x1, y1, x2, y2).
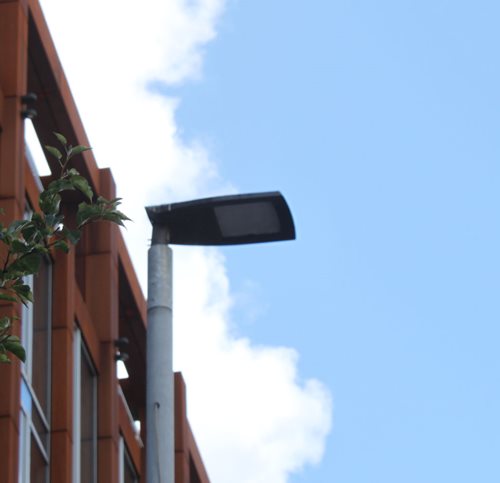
(62, 227, 81, 244)
(47, 177, 76, 193)
(44, 213, 64, 231)
(12, 283, 33, 305)
(39, 191, 62, 215)
(8, 253, 41, 276)
(53, 132, 67, 146)
(45, 145, 62, 161)
(69, 145, 91, 157)
(0, 293, 18, 303)
(0, 353, 10, 363)
(102, 210, 131, 227)
(76, 202, 98, 227)
(7, 220, 30, 236)
(70, 175, 93, 201)
(30, 212, 45, 226)
(4, 336, 25, 362)
(0, 317, 12, 331)
(22, 223, 38, 244)
(11, 239, 30, 254)
(53, 239, 69, 253)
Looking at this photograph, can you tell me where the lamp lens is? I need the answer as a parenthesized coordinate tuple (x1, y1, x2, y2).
(214, 202, 280, 237)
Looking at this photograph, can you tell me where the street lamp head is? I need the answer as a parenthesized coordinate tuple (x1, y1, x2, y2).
(146, 191, 295, 246)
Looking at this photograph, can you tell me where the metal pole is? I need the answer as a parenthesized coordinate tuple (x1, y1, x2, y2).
(146, 227, 174, 483)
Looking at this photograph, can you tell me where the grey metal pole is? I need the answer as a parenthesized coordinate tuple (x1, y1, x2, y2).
(146, 228, 174, 483)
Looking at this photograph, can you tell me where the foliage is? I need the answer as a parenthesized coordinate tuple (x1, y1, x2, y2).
(0, 133, 129, 363)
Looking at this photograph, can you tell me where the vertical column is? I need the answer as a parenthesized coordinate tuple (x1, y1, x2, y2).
(147, 237, 174, 483)
(174, 373, 189, 483)
(50, 244, 76, 483)
(0, 0, 28, 203)
(0, 2, 29, 483)
(83, 168, 120, 483)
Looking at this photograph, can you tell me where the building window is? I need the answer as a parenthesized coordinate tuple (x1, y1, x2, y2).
(72, 328, 97, 483)
(119, 436, 139, 483)
(18, 255, 52, 483)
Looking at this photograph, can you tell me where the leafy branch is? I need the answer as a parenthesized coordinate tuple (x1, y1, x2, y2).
(0, 133, 130, 363)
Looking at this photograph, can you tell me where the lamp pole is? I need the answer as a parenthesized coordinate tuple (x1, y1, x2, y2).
(145, 192, 295, 483)
(146, 224, 174, 483)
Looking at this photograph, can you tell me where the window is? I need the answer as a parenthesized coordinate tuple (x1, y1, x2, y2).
(72, 328, 97, 483)
(18, 256, 52, 483)
(119, 436, 139, 483)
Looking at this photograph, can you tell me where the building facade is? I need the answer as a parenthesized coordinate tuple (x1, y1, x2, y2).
(0, 1, 210, 482)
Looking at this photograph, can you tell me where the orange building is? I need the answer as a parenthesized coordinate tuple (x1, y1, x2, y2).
(0, 1, 210, 482)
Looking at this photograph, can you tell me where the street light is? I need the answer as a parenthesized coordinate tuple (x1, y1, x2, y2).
(145, 191, 295, 483)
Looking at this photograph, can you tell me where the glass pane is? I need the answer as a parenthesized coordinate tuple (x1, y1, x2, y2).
(30, 436, 48, 483)
(31, 258, 51, 417)
(31, 405, 49, 453)
(20, 275, 33, 360)
(20, 379, 32, 416)
(18, 412, 29, 483)
(80, 347, 96, 483)
(21, 272, 34, 384)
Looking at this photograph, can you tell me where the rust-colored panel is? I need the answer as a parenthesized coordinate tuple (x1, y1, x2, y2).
(175, 452, 189, 483)
(0, 98, 25, 201)
(174, 373, 210, 482)
(0, 2, 27, 95)
(0, 416, 19, 483)
(0, 360, 20, 419)
(0, 84, 4, 130)
(75, 289, 100, 371)
(0, 197, 22, 224)
(50, 327, 73, 432)
(50, 430, 72, 483)
(85, 252, 119, 340)
(0, 199, 23, 289)
(0, 0, 28, 9)
(27, 0, 61, 80)
(0, 263, 36, 455)
(85, 216, 119, 256)
(99, 168, 116, 201)
(175, 372, 187, 452)
(77, 169, 119, 255)
(51, 249, 75, 329)
(0, 306, 21, 418)
(98, 436, 119, 483)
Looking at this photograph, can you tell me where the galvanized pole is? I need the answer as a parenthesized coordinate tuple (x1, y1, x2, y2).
(146, 225, 174, 483)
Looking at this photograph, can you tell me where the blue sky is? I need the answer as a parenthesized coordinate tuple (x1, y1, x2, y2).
(167, 1, 500, 481)
(40, 0, 500, 481)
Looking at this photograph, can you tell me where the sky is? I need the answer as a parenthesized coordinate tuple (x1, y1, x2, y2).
(34, 0, 500, 482)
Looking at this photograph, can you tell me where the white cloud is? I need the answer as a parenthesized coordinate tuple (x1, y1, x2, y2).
(174, 247, 332, 483)
(39, 1, 332, 481)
